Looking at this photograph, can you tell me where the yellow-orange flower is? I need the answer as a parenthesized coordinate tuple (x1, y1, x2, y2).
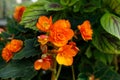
(6, 39, 23, 53)
(1, 48, 13, 62)
(77, 20, 93, 41)
(36, 16, 52, 32)
(56, 44, 79, 66)
(34, 57, 51, 70)
(13, 6, 26, 22)
(49, 20, 74, 47)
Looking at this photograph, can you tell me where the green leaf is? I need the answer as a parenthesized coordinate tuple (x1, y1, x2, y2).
(93, 50, 114, 64)
(13, 38, 40, 59)
(82, 0, 101, 13)
(85, 46, 92, 58)
(73, 0, 83, 12)
(0, 42, 5, 51)
(6, 17, 27, 34)
(20, 0, 50, 31)
(68, 0, 79, 6)
(94, 61, 120, 80)
(0, 60, 37, 79)
(107, 0, 120, 16)
(92, 30, 120, 54)
(44, 2, 64, 11)
(21, 0, 65, 31)
(0, 32, 11, 40)
(6, 17, 19, 34)
(60, 0, 70, 6)
(0, 57, 6, 69)
(101, 13, 120, 40)
(77, 73, 89, 80)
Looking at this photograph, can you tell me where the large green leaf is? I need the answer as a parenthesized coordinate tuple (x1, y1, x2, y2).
(77, 61, 120, 80)
(21, 0, 63, 31)
(101, 13, 120, 40)
(92, 30, 120, 54)
(0, 60, 37, 79)
(13, 38, 40, 59)
(94, 61, 120, 80)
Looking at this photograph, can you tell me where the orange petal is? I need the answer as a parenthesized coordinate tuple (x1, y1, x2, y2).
(1, 48, 13, 62)
(56, 53, 73, 66)
(34, 59, 43, 70)
(41, 60, 51, 70)
(58, 45, 78, 58)
(53, 20, 71, 29)
(8, 39, 23, 53)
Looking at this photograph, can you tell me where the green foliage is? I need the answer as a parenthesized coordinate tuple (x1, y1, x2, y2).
(1, 0, 120, 80)
(92, 29, 120, 54)
(103, 0, 120, 15)
(13, 38, 40, 59)
(0, 60, 37, 80)
(94, 62, 120, 80)
(77, 61, 120, 80)
(21, 0, 63, 31)
(101, 13, 120, 40)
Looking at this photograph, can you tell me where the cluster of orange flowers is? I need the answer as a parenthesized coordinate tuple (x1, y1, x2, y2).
(1, 39, 23, 62)
(4, 6, 93, 70)
(34, 16, 93, 70)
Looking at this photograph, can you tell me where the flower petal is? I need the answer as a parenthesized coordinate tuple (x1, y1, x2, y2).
(56, 53, 73, 66)
(1, 48, 13, 62)
(34, 59, 43, 70)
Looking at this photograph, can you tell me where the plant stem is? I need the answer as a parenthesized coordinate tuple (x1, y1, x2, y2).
(51, 60, 57, 80)
(71, 65, 75, 80)
(114, 54, 118, 71)
(55, 65, 62, 80)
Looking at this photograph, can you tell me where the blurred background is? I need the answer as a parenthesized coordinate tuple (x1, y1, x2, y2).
(0, 0, 38, 27)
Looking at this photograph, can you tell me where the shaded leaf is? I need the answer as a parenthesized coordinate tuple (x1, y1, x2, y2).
(94, 61, 120, 80)
(92, 30, 120, 54)
(13, 38, 40, 59)
(77, 73, 89, 80)
(105, 0, 120, 16)
(0, 32, 12, 40)
(93, 50, 114, 64)
(101, 13, 120, 40)
(0, 60, 37, 80)
(68, 0, 79, 6)
(44, 2, 64, 11)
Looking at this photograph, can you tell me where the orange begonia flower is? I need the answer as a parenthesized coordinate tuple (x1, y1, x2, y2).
(34, 58, 51, 70)
(49, 20, 74, 47)
(78, 20, 93, 41)
(56, 44, 79, 66)
(36, 16, 52, 32)
(13, 6, 26, 22)
(6, 39, 23, 53)
(38, 35, 49, 45)
(1, 48, 13, 62)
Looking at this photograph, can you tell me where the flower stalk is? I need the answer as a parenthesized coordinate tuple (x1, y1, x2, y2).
(55, 65, 62, 80)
